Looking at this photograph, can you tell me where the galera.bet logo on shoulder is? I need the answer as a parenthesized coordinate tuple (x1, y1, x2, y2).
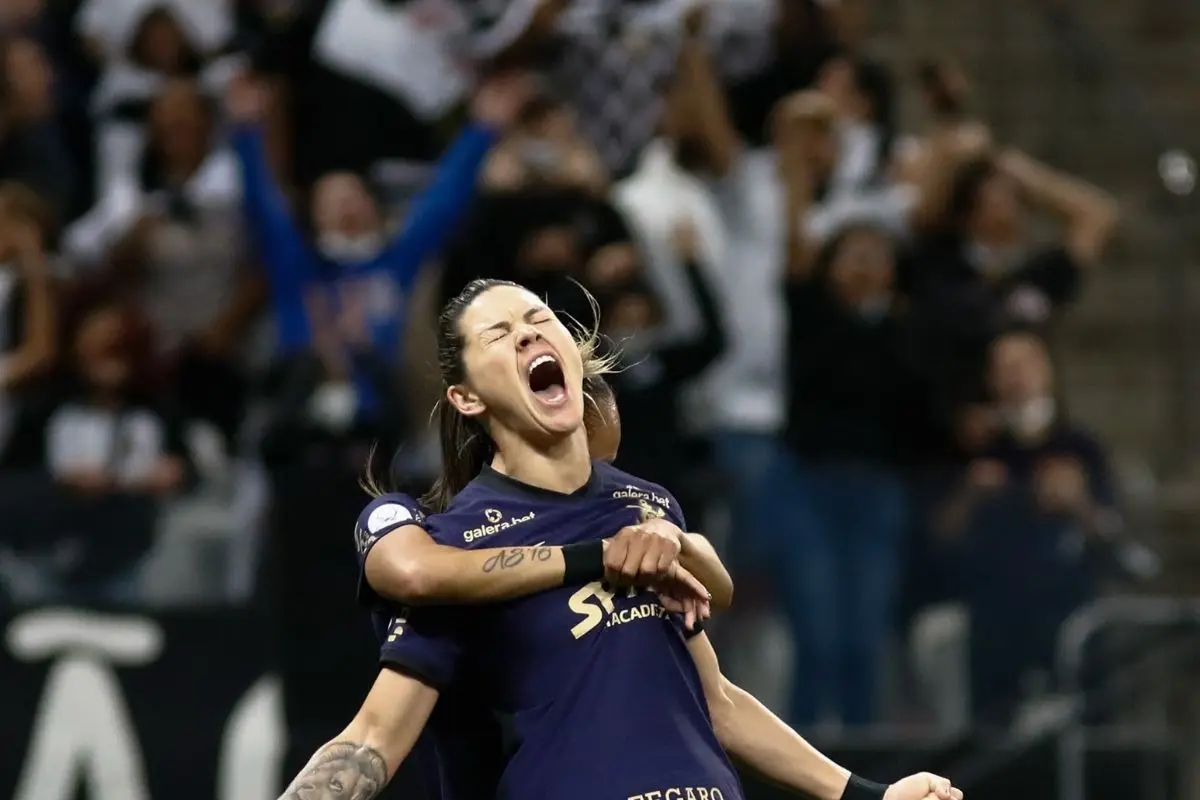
(463, 508, 536, 543)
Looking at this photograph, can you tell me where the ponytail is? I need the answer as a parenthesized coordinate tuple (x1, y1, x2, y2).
(419, 400, 494, 512)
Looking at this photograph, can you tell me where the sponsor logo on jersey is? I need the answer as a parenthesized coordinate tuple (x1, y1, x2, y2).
(612, 484, 671, 511)
(629, 498, 667, 523)
(462, 510, 536, 543)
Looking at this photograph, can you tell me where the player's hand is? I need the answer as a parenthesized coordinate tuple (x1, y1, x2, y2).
(604, 518, 685, 584)
(653, 564, 712, 630)
(883, 773, 962, 800)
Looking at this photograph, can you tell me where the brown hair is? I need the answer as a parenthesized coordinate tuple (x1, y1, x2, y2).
(364, 278, 618, 509)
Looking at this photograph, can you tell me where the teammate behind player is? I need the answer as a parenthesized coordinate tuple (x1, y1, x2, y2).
(279, 279, 961, 800)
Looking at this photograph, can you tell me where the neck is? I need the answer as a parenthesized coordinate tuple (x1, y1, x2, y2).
(490, 427, 593, 494)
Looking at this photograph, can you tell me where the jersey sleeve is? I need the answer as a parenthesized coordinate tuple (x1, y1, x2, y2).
(377, 607, 467, 689)
(354, 493, 427, 608)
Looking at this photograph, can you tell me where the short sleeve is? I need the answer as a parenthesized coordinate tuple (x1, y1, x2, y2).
(377, 608, 467, 689)
(355, 493, 427, 608)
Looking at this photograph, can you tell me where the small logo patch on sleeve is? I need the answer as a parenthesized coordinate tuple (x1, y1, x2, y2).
(367, 503, 413, 534)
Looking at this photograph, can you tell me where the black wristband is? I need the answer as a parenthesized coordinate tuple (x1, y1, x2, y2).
(842, 775, 888, 800)
(562, 540, 605, 586)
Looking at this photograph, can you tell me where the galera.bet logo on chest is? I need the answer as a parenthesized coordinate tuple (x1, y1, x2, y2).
(463, 508, 536, 543)
(611, 485, 670, 522)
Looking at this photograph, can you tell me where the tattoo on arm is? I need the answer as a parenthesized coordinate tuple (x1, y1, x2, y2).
(481, 546, 555, 573)
(279, 741, 388, 800)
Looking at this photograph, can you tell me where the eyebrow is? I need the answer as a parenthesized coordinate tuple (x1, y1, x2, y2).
(480, 307, 548, 335)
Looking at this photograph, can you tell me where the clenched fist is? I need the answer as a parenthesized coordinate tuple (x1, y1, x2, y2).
(884, 773, 962, 800)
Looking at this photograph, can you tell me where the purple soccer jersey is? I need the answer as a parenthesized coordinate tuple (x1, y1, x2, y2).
(354, 461, 743, 800)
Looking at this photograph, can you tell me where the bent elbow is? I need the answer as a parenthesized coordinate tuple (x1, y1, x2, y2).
(366, 550, 436, 604)
(389, 557, 437, 603)
(711, 580, 734, 612)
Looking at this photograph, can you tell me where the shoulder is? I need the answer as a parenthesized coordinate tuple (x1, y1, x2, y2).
(594, 463, 687, 528)
(355, 493, 427, 556)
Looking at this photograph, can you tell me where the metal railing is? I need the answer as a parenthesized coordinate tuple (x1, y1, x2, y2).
(1055, 596, 1200, 800)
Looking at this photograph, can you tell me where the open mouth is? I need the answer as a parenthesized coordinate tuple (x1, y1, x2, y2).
(527, 353, 567, 406)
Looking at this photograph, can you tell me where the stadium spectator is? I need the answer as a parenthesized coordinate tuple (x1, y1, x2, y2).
(0, 302, 190, 603)
(442, 89, 632, 329)
(230, 71, 530, 460)
(603, 220, 726, 508)
(83, 1, 240, 225)
(816, 54, 898, 192)
(102, 79, 263, 448)
(612, 77, 727, 348)
(906, 138, 1119, 426)
(0, 35, 77, 218)
(936, 330, 1119, 724)
(774, 106, 927, 725)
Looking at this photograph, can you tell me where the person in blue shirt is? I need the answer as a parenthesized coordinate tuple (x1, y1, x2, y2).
(275, 278, 962, 800)
(226, 71, 534, 434)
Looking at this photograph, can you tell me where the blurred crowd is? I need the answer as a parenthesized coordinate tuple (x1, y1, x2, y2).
(0, 0, 1137, 733)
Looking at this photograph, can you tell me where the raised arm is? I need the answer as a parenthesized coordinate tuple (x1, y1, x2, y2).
(382, 73, 533, 289)
(678, 8, 739, 177)
(686, 633, 961, 800)
(995, 148, 1118, 265)
(226, 75, 318, 348)
(278, 667, 438, 800)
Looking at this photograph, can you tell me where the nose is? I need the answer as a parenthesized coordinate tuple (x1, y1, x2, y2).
(515, 326, 542, 350)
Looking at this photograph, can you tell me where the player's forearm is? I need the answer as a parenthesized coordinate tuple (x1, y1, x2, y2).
(713, 679, 850, 800)
(278, 670, 438, 799)
(679, 534, 733, 610)
(367, 537, 589, 604)
(277, 739, 391, 800)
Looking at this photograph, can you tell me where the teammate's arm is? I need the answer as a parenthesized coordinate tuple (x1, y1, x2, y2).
(605, 518, 733, 611)
(277, 667, 439, 800)
(364, 523, 592, 604)
(685, 633, 962, 800)
(365, 523, 712, 606)
(680, 533, 733, 610)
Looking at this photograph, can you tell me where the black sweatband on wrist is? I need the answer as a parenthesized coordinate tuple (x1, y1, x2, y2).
(842, 775, 888, 800)
(561, 540, 605, 585)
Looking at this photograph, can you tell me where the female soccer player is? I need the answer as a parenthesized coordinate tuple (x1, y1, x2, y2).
(283, 279, 961, 800)
(356, 371, 728, 620)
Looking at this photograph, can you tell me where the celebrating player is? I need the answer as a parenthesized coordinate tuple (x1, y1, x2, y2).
(353, 372, 728, 800)
(279, 279, 961, 800)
